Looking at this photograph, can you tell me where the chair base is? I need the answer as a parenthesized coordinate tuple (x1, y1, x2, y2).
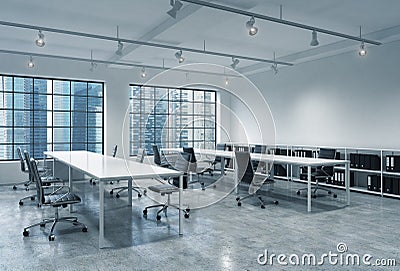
(143, 198, 190, 221)
(110, 186, 147, 198)
(297, 182, 337, 198)
(23, 208, 87, 241)
(236, 193, 279, 209)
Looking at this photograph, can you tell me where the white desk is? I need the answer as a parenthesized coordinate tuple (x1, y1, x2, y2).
(44, 151, 184, 248)
(162, 148, 350, 212)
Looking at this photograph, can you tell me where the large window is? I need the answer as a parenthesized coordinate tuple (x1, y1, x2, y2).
(129, 85, 216, 155)
(0, 75, 104, 160)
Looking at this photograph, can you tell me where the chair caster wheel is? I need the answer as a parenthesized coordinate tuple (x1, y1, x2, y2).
(184, 213, 190, 219)
(30, 196, 35, 201)
(93, 182, 96, 186)
(143, 189, 147, 194)
(49, 235, 55, 241)
(13, 185, 17, 190)
(110, 190, 113, 195)
(143, 209, 147, 215)
(116, 194, 120, 198)
(236, 197, 240, 201)
(274, 201, 279, 205)
(19, 201, 23, 206)
(82, 227, 88, 232)
(138, 193, 142, 198)
(328, 191, 332, 194)
(237, 202, 241, 206)
(296, 191, 300, 195)
(23, 230, 29, 237)
(89, 179, 93, 184)
(40, 223, 45, 227)
(109, 181, 113, 185)
(333, 194, 337, 198)
(156, 215, 161, 221)
(26, 187, 30, 191)
(261, 205, 265, 209)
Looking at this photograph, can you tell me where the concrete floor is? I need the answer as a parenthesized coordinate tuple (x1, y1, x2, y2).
(1, 173, 399, 271)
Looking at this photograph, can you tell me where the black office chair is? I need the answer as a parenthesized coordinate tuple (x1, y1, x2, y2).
(152, 144, 171, 167)
(143, 152, 191, 221)
(210, 143, 227, 173)
(297, 148, 337, 198)
(22, 153, 87, 241)
(110, 148, 147, 198)
(183, 147, 214, 190)
(17, 148, 62, 206)
(235, 151, 278, 209)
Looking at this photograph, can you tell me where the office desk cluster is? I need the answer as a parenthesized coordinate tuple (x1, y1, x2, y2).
(44, 151, 184, 248)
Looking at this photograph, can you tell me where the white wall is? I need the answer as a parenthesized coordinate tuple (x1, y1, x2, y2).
(248, 40, 400, 149)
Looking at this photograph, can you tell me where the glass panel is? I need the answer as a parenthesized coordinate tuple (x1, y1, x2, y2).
(34, 79, 51, 94)
(204, 103, 215, 115)
(14, 77, 33, 93)
(72, 142, 86, 151)
(72, 95, 87, 111)
(54, 128, 70, 143)
(14, 93, 32, 109)
(88, 83, 103, 97)
(154, 100, 168, 114)
(33, 94, 50, 110)
(193, 90, 204, 102)
(87, 97, 102, 112)
(34, 111, 49, 127)
(193, 103, 205, 115)
(204, 91, 215, 102)
(1, 110, 14, 126)
(0, 144, 13, 159)
(33, 144, 48, 158)
(87, 127, 102, 142)
(14, 127, 31, 143)
(71, 81, 87, 96)
(53, 80, 70, 95)
(0, 92, 13, 107)
(72, 127, 87, 143)
(33, 128, 48, 143)
(53, 95, 70, 110)
(54, 112, 70, 127)
(54, 143, 70, 151)
(181, 89, 193, 101)
(72, 111, 87, 127)
(88, 143, 102, 153)
(87, 113, 102, 127)
(0, 128, 13, 143)
(0, 76, 13, 92)
(155, 87, 168, 101)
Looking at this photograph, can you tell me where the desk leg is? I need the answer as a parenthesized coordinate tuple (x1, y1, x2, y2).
(221, 157, 225, 175)
(69, 166, 74, 213)
(345, 162, 350, 206)
(99, 180, 105, 248)
(179, 175, 183, 235)
(307, 165, 312, 212)
(128, 178, 132, 206)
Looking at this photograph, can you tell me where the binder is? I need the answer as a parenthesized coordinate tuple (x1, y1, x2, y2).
(386, 155, 400, 172)
(392, 177, 400, 195)
(383, 176, 392, 194)
(350, 153, 359, 168)
(369, 155, 380, 170)
(367, 175, 379, 191)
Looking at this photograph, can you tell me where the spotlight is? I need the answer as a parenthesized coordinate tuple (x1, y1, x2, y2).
(115, 41, 124, 56)
(245, 16, 258, 36)
(271, 63, 278, 74)
(167, 0, 183, 19)
(140, 67, 147, 78)
(310, 30, 319, 46)
(27, 56, 34, 68)
(35, 30, 45, 47)
(175, 50, 185, 63)
(225, 77, 229, 85)
(359, 42, 367, 56)
(230, 57, 239, 69)
(89, 62, 97, 72)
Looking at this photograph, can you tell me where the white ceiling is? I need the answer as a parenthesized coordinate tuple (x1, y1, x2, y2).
(1, 0, 399, 74)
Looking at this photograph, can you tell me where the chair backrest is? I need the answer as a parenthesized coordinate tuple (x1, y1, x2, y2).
(318, 148, 336, 176)
(24, 151, 45, 204)
(182, 147, 197, 163)
(112, 145, 118, 157)
(152, 144, 162, 165)
(235, 151, 268, 195)
(16, 147, 26, 172)
(174, 152, 191, 173)
(136, 148, 145, 163)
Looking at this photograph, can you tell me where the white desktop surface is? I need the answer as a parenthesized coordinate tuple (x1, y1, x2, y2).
(44, 150, 184, 248)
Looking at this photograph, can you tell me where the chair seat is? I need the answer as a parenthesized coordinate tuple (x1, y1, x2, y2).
(148, 184, 179, 194)
(45, 193, 81, 206)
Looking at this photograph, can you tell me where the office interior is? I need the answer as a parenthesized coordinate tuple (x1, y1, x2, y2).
(0, 1, 400, 270)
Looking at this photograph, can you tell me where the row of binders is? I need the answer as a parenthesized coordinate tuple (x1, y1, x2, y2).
(367, 175, 400, 195)
(350, 153, 380, 170)
(386, 155, 400, 172)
